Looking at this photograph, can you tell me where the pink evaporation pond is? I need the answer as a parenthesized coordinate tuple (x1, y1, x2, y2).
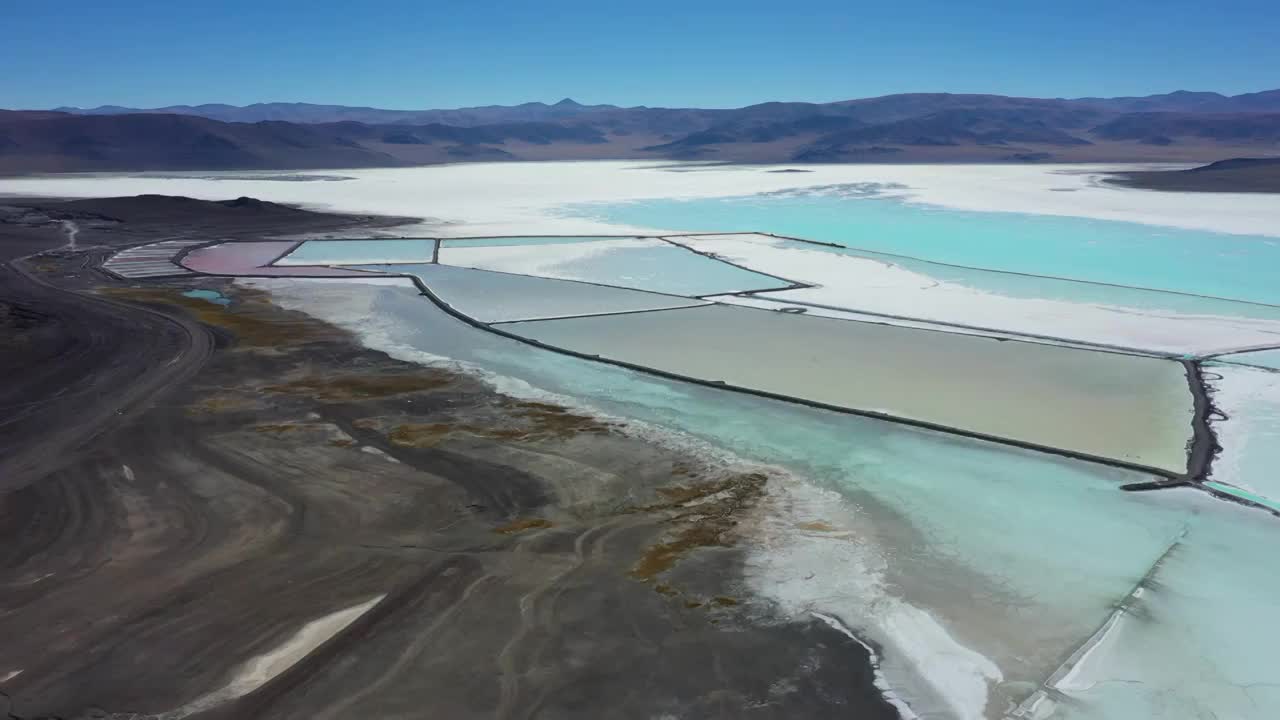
(180, 242, 372, 277)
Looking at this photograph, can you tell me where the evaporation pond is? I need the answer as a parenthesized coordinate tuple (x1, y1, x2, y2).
(180, 242, 371, 277)
(587, 193, 1280, 304)
(438, 237, 790, 296)
(177, 240, 373, 274)
(676, 234, 1280, 355)
(275, 239, 437, 265)
(509, 303, 1195, 472)
(360, 263, 707, 323)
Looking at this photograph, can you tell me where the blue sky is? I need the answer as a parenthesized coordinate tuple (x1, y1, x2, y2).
(4, 0, 1277, 110)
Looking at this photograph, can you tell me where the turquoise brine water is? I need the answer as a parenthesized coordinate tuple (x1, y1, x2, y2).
(575, 194, 1280, 305)
(1204, 482, 1280, 513)
(1216, 348, 1280, 371)
(776, 239, 1280, 323)
(181, 288, 230, 306)
(265, 279, 1280, 719)
(1041, 493, 1280, 720)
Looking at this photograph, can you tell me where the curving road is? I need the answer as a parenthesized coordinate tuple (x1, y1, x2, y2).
(0, 244, 214, 491)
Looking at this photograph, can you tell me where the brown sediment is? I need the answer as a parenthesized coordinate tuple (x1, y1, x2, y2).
(670, 461, 697, 477)
(186, 392, 261, 415)
(328, 439, 356, 448)
(263, 372, 453, 402)
(100, 287, 331, 348)
(388, 422, 453, 448)
(505, 401, 565, 414)
(630, 524, 723, 580)
(504, 400, 617, 439)
(651, 584, 736, 612)
(386, 404, 614, 448)
(628, 472, 767, 581)
(632, 472, 769, 514)
(494, 518, 554, 535)
(798, 521, 836, 532)
(254, 423, 303, 434)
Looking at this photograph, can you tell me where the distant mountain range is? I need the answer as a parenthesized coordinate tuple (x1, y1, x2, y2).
(2, 90, 1278, 173)
(52, 98, 626, 127)
(52, 90, 1280, 125)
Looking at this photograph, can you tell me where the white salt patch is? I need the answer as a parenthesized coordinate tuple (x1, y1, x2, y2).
(811, 612, 919, 720)
(360, 445, 400, 463)
(4, 162, 1278, 238)
(878, 604, 1003, 720)
(12, 572, 54, 586)
(165, 595, 383, 719)
(745, 480, 1001, 720)
(1053, 609, 1129, 693)
(1205, 364, 1280, 500)
(224, 597, 382, 692)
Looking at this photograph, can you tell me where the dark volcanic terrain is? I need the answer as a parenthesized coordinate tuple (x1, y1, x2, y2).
(1106, 157, 1280, 193)
(0, 196, 896, 719)
(5, 89, 1280, 172)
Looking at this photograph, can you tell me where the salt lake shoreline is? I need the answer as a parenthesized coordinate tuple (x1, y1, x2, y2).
(0, 197, 904, 719)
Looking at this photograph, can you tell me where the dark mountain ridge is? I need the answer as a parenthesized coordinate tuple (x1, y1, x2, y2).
(7, 89, 1280, 173)
(1091, 112, 1280, 143)
(53, 98, 628, 127)
(54, 89, 1280, 126)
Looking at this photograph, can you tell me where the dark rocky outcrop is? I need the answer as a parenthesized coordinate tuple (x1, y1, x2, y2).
(1106, 157, 1280, 193)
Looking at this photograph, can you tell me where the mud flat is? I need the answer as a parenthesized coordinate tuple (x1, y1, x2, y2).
(0, 196, 896, 719)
